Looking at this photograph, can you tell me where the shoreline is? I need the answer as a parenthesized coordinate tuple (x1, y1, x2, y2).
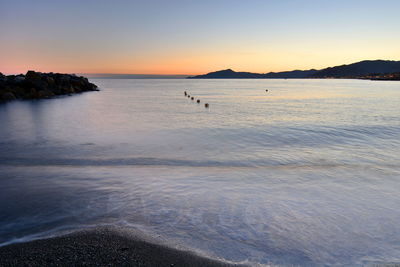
(0, 227, 248, 267)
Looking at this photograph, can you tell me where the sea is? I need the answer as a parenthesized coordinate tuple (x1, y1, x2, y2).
(1, 79, 400, 266)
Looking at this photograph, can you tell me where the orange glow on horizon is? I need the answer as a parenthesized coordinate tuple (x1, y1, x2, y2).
(2, 43, 400, 76)
(2, 0, 400, 76)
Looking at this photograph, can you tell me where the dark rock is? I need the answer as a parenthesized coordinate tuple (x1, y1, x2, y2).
(50, 85, 62, 95)
(25, 70, 41, 82)
(0, 92, 17, 102)
(37, 90, 55, 99)
(28, 88, 38, 99)
(14, 76, 25, 83)
(32, 80, 48, 91)
(62, 85, 75, 94)
(60, 74, 71, 83)
(0, 71, 99, 103)
(12, 86, 26, 98)
(45, 76, 55, 86)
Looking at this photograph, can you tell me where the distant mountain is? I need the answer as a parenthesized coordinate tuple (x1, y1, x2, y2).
(311, 60, 400, 78)
(188, 60, 400, 79)
(264, 69, 318, 78)
(188, 69, 317, 79)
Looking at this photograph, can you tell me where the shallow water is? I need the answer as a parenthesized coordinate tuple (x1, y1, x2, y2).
(1, 79, 400, 266)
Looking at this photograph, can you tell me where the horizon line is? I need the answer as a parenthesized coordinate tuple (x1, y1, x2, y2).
(2, 58, 399, 77)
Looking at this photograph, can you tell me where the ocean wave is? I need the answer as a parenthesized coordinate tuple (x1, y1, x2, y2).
(0, 156, 396, 169)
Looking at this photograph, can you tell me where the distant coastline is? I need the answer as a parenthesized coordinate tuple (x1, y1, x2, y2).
(49, 59, 400, 81)
(188, 60, 400, 80)
(4, 60, 400, 84)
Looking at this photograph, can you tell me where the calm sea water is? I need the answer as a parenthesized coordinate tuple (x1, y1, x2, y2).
(1, 79, 400, 266)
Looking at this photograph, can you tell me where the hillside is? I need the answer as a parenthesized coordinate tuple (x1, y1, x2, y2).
(188, 69, 317, 79)
(188, 60, 400, 79)
(311, 60, 400, 78)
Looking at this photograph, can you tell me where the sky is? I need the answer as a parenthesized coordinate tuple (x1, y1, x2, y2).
(1, 0, 400, 75)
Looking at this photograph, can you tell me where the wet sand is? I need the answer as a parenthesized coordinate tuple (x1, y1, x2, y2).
(0, 227, 247, 267)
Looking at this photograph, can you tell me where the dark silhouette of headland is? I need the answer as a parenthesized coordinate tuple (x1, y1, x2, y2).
(0, 71, 98, 103)
(188, 68, 318, 79)
(188, 60, 400, 79)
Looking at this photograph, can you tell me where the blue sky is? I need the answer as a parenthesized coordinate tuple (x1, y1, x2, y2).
(1, 0, 399, 74)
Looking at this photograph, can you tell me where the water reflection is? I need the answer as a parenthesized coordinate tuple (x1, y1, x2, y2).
(1, 79, 400, 266)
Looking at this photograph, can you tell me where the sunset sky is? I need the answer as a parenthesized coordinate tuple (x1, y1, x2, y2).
(1, 0, 400, 75)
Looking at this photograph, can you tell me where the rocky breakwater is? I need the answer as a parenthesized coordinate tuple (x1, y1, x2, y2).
(0, 71, 99, 102)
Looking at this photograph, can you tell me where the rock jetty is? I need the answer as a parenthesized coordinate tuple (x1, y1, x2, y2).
(0, 71, 98, 102)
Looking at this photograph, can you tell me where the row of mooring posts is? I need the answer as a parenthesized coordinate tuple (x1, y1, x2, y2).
(184, 91, 209, 108)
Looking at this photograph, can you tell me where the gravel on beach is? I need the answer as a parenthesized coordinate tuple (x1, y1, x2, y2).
(0, 227, 247, 267)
